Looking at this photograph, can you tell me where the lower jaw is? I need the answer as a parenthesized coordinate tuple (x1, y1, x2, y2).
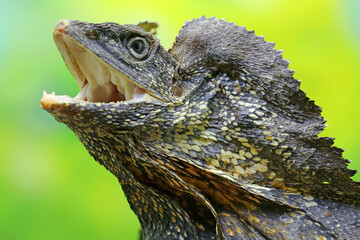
(40, 89, 156, 108)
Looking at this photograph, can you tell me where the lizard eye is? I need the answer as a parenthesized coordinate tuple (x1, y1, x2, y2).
(127, 37, 149, 60)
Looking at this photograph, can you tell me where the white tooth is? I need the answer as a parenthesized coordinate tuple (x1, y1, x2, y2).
(86, 84, 96, 102)
(130, 86, 145, 101)
(110, 70, 125, 95)
(133, 93, 144, 100)
(110, 69, 140, 101)
(124, 81, 136, 101)
(75, 83, 88, 100)
(126, 85, 146, 102)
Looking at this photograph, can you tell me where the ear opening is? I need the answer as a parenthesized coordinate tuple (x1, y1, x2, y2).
(171, 71, 184, 97)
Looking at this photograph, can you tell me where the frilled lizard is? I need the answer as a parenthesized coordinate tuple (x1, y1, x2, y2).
(41, 17, 360, 239)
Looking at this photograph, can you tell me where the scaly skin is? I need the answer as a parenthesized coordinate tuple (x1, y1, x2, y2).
(41, 17, 360, 239)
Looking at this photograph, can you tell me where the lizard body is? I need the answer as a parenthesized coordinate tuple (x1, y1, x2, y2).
(41, 17, 360, 239)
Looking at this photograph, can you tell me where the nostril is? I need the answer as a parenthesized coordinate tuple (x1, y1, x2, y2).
(88, 29, 99, 39)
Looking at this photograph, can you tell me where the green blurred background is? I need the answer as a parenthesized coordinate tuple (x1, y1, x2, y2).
(0, 0, 359, 239)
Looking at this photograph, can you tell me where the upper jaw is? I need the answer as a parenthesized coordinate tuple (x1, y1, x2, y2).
(41, 20, 160, 109)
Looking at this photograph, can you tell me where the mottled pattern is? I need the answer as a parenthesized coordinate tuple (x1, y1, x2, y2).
(43, 17, 360, 239)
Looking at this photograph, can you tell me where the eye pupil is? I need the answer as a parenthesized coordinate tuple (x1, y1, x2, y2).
(131, 40, 144, 53)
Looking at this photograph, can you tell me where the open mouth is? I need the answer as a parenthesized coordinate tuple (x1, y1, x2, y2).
(41, 20, 155, 107)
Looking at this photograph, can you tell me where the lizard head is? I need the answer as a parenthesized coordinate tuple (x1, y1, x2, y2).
(41, 19, 178, 129)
